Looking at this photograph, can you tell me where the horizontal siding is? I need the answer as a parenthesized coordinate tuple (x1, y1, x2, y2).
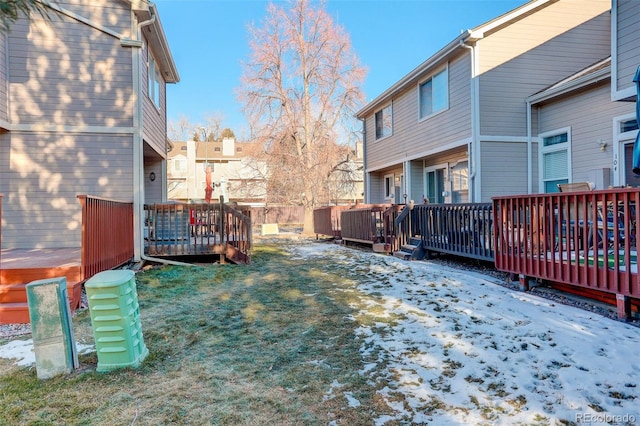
(537, 82, 634, 186)
(615, 0, 640, 93)
(424, 145, 466, 169)
(367, 166, 403, 204)
(365, 52, 471, 171)
(8, 9, 134, 128)
(53, 0, 133, 38)
(1, 132, 133, 249)
(367, 173, 383, 204)
(480, 141, 529, 201)
(144, 158, 164, 203)
(478, 1, 610, 136)
(0, 32, 7, 122)
(142, 35, 168, 158)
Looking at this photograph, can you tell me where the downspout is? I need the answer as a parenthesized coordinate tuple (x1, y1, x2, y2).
(131, 12, 155, 264)
(132, 12, 194, 268)
(460, 40, 478, 202)
(526, 100, 533, 193)
(359, 117, 370, 204)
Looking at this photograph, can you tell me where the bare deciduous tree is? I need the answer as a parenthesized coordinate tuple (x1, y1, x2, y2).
(238, 0, 366, 234)
(168, 113, 228, 143)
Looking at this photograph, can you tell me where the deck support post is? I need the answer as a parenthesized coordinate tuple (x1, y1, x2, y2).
(518, 274, 529, 292)
(616, 294, 631, 320)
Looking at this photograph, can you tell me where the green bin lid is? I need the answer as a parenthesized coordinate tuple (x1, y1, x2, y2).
(85, 270, 135, 288)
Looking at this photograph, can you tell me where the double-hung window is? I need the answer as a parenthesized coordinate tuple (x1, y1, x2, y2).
(148, 54, 161, 108)
(540, 128, 570, 193)
(419, 66, 448, 119)
(375, 104, 393, 140)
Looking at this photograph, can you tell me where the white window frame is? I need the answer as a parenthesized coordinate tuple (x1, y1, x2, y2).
(539, 127, 571, 193)
(424, 164, 447, 204)
(613, 113, 639, 187)
(148, 53, 161, 109)
(375, 103, 393, 141)
(418, 65, 449, 121)
(383, 173, 395, 199)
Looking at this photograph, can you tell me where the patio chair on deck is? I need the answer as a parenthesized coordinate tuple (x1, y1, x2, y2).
(556, 182, 594, 252)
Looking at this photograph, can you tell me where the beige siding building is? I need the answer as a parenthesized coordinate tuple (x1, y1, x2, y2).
(612, 0, 640, 101)
(357, 0, 616, 204)
(0, 0, 178, 259)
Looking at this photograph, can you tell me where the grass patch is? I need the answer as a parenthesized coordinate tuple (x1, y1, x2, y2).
(0, 242, 386, 425)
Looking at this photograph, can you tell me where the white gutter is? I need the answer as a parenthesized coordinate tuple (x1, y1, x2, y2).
(130, 12, 191, 267)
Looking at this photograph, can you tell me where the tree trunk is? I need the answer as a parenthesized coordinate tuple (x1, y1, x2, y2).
(302, 205, 315, 236)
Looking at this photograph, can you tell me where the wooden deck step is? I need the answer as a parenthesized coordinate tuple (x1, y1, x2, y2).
(0, 283, 82, 325)
(0, 283, 28, 304)
(393, 250, 412, 260)
(0, 302, 30, 324)
(1, 266, 82, 285)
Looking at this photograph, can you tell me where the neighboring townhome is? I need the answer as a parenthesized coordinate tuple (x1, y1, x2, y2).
(0, 0, 179, 260)
(356, 0, 611, 204)
(611, 0, 640, 181)
(167, 138, 268, 205)
(527, 57, 635, 192)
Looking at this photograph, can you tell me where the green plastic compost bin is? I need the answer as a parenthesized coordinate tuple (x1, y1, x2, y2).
(85, 270, 148, 372)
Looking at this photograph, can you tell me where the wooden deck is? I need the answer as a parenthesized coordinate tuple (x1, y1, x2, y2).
(1, 248, 81, 271)
(1, 248, 83, 324)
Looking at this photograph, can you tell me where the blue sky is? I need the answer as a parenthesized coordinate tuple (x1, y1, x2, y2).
(154, 0, 525, 138)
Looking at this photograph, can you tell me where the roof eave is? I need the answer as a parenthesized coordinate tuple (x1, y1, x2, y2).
(356, 31, 471, 118)
(134, 3, 180, 83)
(528, 64, 611, 105)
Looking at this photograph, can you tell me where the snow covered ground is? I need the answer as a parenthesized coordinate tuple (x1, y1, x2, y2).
(288, 242, 640, 425)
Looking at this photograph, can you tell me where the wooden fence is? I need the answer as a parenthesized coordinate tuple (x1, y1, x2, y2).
(313, 206, 351, 238)
(77, 195, 134, 281)
(247, 206, 305, 225)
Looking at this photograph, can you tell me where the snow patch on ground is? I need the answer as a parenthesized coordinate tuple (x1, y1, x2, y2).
(289, 242, 640, 425)
(0, 339, 94, 367)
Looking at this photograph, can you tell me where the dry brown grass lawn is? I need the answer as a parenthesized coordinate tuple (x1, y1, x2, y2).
(0, 241, 392, 425)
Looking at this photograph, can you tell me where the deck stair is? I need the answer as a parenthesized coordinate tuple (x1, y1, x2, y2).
(0, 266, 82, 324)
(392, 237, 425, 261)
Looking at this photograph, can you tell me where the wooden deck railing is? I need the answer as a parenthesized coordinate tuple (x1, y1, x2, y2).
(313, 206, 350, 238)
(144, 199, 252, 264)
(340, 205, 391, 244)
(223, 203, 253, 264)
(414, 203, 494, 261)
(382, 205, 406, 252)
(493, 188, 640, 301)
(77, 195, 134, 281)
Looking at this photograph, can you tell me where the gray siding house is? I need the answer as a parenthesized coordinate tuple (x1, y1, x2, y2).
(0, 0, 179, 259)
(357, 0, 614, 205)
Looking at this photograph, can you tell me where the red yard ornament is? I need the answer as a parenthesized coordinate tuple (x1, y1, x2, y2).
(204, 164, 213, 203)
